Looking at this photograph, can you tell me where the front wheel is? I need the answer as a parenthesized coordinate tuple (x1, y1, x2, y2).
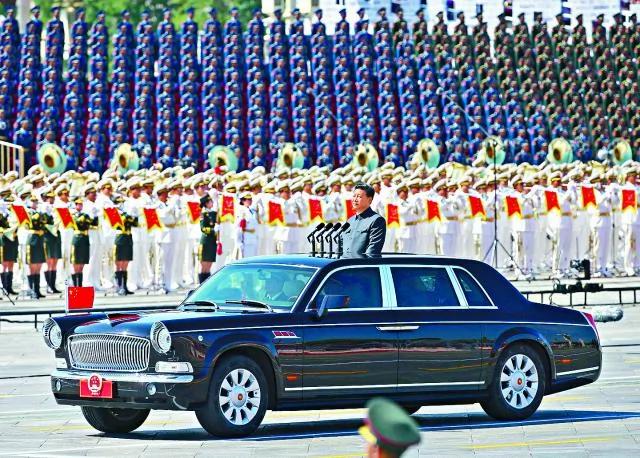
(480, 344, 546, 421)
(196, 355, 268, 437)
(81, 407, 149, 433)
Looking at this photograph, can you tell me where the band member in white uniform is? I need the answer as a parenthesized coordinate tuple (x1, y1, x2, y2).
(234, 192, 259, 258)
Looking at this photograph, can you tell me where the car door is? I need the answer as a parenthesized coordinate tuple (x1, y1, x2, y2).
(387, 265, 487, 392)
(300, 266, 398, 399)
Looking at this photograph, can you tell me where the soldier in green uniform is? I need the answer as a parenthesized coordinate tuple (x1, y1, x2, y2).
(359, 398, 421, 457)
(26, 193, 46, 299)
(114, 200, 138, 296)
(0, 187, 18, 294)
(70, 196, 98, 286)
(198, 195, 217, 283)
(41, 187, 62, 294)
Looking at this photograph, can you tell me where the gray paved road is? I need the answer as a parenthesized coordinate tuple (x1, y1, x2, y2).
(0, 308, 639, 457)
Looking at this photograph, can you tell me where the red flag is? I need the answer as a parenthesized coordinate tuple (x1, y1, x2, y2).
(427, 200, 441, 222)
(103, 207, 123, 229)
(308, 198, 323, 223)
(581, 186, 597, 209)
(544, 190, 560, 212)
(505, 196, 522, 219)
(344, 199, 356, 220)
(468, 195, 485, 218)
(219, 194, 235, 223)
(55, 207, 75, 229)
(622, 189, 637, 212)
(143, 208, 162, 231)
(66, 286, 95, 312)
(186, 201, 202, 224)
(268, 200, 284, 226)
(11, 204, 30, 226)
(386, 203, 400, 228)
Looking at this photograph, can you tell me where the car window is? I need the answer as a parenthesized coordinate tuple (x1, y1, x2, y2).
(391, 267, 460, 308)
(454, 269, 493, 307)
(316, 268, 383, 310)
(189, 264, 316, 310)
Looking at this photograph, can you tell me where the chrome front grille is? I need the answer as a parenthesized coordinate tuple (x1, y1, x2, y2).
(68, 334, 150, 372)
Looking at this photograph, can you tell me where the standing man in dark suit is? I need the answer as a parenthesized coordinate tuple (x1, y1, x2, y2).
(343, 183, 386, 257)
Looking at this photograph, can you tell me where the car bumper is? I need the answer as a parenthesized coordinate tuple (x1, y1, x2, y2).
(51, 370, 207, 411)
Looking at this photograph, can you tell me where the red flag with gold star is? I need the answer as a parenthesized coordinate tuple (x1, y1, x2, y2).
(186, 201, 202, 224)
(427, 200, 441, 222)
(468, 195, 485, 218)
(268, 200, 284, 226)
(581, 186, 597, 209)
(505, 196, 522, 219)
(219, 194, 235, 223)
(622, 189, 637, 213)
(103, 207, 123, 229)
(386, 203, 400, 228)
(308, 198, 323, 223)
(11, 204, 30, 226)
(143, 208, 162, 231)
(544, 190, 560, 213)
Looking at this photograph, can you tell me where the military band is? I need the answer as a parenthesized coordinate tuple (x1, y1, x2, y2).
(1, 158, 640, 299)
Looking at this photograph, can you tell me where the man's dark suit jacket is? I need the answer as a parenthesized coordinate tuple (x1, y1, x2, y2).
(342, 207, 386, 257)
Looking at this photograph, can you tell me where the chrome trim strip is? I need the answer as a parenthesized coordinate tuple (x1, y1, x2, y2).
(556, 366, 600, 377)
(451, 266, 497, 308)
(377, 326, 420, 331)
(173, 321, 590, 334)
(447, 266, 468, 307)
(51, 369, 194, 384)
(284, 381, 484, 391)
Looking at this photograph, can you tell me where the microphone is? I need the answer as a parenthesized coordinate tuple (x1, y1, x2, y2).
(324, 222, 341, 242)
(334, 222, 350, 237)
(307, 222, 325, 241)
(333, 222, 350, 257)
(315, 222, 333, 241)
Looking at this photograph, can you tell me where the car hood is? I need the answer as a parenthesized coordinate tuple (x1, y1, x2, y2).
(67, 307, 281, 338)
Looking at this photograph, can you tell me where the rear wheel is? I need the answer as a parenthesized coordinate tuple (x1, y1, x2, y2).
(81, 407, 149, 433)
(196, 355, 268, 437)
(481, 344, 546, 421)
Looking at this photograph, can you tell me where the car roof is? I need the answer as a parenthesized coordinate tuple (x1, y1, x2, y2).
(232, 254, 483, 269)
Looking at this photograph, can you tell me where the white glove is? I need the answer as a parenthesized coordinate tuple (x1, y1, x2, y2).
(0, 201, 7, 214)
(90, 207, 100, 218)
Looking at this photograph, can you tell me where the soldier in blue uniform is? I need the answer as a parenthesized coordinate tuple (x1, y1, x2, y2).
(312, 9, 325, 36)
(81, 145, 103, 173)
(27, 6, 43, 39)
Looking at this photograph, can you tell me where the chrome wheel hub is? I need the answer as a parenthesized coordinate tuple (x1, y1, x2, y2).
(500, 354, 539, 409)
(218, 368, 261, 426)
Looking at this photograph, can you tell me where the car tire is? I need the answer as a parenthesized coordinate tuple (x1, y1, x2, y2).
(196, 355, 269, 437)
(81, 407, 150, 433)
(481, 344, 546, 421)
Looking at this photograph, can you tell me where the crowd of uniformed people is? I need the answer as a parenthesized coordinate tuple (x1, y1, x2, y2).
(1, 6, 639, 172)
(0, 157, 639, 300)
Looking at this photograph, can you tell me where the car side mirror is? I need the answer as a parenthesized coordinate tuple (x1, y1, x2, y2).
(314, 295, 349, 320)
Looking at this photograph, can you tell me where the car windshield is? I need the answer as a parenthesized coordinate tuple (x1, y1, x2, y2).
(186, 264, 316, 311)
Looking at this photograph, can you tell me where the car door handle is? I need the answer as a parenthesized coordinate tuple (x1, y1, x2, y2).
(377, 326, 420, 332)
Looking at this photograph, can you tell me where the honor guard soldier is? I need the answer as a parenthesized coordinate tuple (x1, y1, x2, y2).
(199, 194, 217, 284)
(41, 187, 62, 294)
(359, 398, 421, 457)
(26, 193, 47, 299)
(70, 196, 98, 286)
(0, 188, 17, 294)
(114, 201, 138, 296)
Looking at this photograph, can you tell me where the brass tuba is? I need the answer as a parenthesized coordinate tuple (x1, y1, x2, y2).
(475, 136, 505, 166)
(114, 143, 139, 175)
(351, 142, 379, 172)
(37, 143, 67, 174)
(612, 139, 632, 165)
(547, 138, 573, 164)
(276, 142, 304, 170)
(412, 138, 440, 169)
(208, 145, 238, 172)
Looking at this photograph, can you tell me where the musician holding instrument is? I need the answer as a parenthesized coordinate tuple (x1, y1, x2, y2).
(41, 187, 62, 294)
(70, 196, 99, 286)
(25, 193, 47, 299)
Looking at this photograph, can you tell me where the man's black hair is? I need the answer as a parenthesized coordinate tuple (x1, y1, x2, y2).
(354, 181, 375, 198)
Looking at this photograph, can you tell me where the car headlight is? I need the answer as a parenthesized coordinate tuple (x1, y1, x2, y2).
(43, 318, 62, 350)
(150, 322, 172, 354)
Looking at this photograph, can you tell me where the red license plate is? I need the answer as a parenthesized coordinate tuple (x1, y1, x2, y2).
(79, 374, 114, 399)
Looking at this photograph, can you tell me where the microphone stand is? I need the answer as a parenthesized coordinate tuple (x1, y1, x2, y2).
(322, 223, 341, 258)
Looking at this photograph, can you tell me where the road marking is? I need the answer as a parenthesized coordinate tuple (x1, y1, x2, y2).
(0, 444, 149, 457)
(0, 392, 50, 398)
(466, 435, 613, 450)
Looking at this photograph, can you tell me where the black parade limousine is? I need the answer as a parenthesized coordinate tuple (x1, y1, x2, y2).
(44, 255, 601, 438)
